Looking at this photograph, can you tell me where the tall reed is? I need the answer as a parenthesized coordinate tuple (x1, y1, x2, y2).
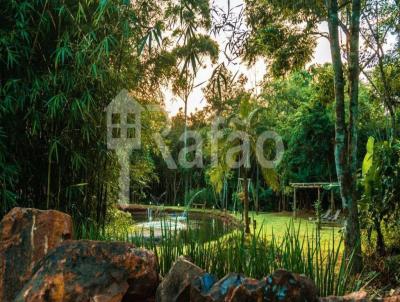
(77, 217, 357, 296)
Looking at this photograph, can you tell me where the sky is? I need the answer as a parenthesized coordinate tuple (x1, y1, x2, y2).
(163, 2, 333, 117)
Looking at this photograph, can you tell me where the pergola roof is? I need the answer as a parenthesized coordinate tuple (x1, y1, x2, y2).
(290, 182, 339, 189)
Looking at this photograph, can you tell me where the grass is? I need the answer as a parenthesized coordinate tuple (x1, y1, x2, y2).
(242, 211, 343, 245)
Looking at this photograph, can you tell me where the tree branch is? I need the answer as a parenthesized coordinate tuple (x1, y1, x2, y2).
(338, 18, 351, 39)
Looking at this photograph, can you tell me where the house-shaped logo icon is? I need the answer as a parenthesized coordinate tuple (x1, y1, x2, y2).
(106, 89, 143, 150)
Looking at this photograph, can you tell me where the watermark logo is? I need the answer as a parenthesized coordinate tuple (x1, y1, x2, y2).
(106, 90, 143, 204)
(106, 89, 284, 204)
(106, 89, 143, 151)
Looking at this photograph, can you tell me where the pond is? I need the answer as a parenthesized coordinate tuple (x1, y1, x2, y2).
(130, 209, 238, 243)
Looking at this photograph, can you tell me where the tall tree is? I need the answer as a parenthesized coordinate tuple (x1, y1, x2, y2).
(208, 97, 279, 233)
(166, 1, 218, 205)
(238, 0, 364, 272)
(325, 0, 362, 273)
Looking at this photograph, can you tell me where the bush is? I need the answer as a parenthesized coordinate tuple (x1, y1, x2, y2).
(384, 255, 400, 285)
(104, 206, 134, 239)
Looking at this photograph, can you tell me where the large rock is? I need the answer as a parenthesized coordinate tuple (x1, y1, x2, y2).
(14, 240, 159, 302)
(319, 290, 368, 302)
(264, 269, 318, 302)
(156, 257, 205, 302)
(0, 207, 73, 301)
(225, 278, 265, 302)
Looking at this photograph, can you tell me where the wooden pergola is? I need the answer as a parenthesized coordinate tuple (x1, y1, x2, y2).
(290, 182, 339, 218)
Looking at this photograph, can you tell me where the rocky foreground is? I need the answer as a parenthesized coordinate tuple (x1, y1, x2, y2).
(0, 207, 398, 302)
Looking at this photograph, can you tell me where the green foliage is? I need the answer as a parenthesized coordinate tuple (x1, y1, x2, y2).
(0, 127, 17, 215)
(207, 167, 227, 194)
(244, 0, 324, 76)
(203, 64, 248, 116)
(278, 100, 335, 184)
(384, 255, 400, 284)
(208, 97, 279, 192)
(184, 187, 219, 208)
(129, 152, 159, 202)
(104, 206, 134, 239)
(0, 0, 216, 223)
(361, 137, 400, 253)
(362, 137, 375, 178)
(260, 69, 336, 189)
(0, 0, 152, 222)
(172, 35, 219, 74)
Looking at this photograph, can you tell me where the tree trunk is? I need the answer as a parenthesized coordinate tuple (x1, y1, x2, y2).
(326, 0, 363, 273)
(255, 166, 259, 214)
(243, 172, 250, 234)
(184, 95, 188, 206)
(373, 216, 386, 256)
(397, 0, 400, 50)
(377, 53, 396, 137)
(347, 0, 363, 273)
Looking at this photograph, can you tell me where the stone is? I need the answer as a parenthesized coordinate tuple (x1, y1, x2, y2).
(383, 296, 400, 302)
(14, 240, 159, 302)
(156, 256, 205, 302)
(190, 273, 250, 302)
(319, 290, 368, 302)
(0, 207, 73, 302)
(264, 269, 318, 302)
(383, 289, 400, 301)
(190, 273, 266, 302)
(225, 278, 265, 302)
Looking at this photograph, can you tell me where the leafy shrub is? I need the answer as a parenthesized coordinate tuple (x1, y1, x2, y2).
(384, 255, 400, 285)
(104, 206, 134, 239)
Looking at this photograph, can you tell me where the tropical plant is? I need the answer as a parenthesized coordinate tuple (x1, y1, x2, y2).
(361, 137, 400, 255)
(208, 97, 279, 233)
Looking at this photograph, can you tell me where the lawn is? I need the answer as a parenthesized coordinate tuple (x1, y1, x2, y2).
(237, 211, 343, 246)
(123, 204, 343, 246)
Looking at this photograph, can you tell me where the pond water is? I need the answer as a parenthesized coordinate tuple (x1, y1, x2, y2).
(130, 210, 237, 242)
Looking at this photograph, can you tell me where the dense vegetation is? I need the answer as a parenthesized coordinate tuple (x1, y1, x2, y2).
(1, 0, 400, 291)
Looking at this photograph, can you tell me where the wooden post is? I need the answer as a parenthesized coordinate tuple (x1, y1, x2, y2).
(293, 187, 297, 218)
(330, 189, 335, 210)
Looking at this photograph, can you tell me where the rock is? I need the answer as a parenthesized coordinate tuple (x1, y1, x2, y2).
(190, 273, 266, 302)
(0, 207, 73, 302)
(319, 290, 368, 302)
(264, 269, 318, 302)
(225, 278, 265, 302)
(190, 273, 254, 302)
(383, 296, 400, 302)
(14, 240, 159, 302)
(156, 256, 205, 302)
